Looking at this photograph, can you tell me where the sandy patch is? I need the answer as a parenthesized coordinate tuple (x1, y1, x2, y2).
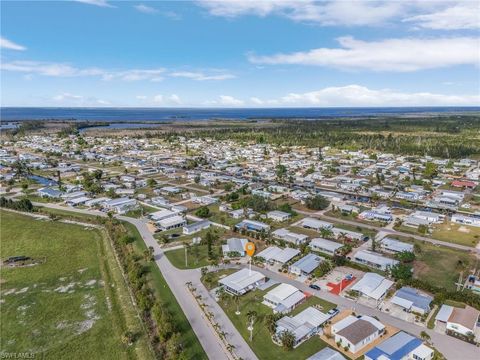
(458, 226, 470, 233)
(54, 282, 76, 293)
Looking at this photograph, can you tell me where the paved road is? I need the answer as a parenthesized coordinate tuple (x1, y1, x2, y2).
(118, 216, 258, 360)
(249, 265, 480, 360)
(296, 209, 478, 254)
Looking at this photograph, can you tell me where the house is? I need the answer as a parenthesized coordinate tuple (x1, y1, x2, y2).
(193, 195, 218, 205)
(262, 283, 306, 314)
(235, 219, 270, 232)
(218, 268, 266, 295)
(289, 253, 324, 276)
(350, 272, 394, 303)
(353, 250, 399, 271)
(332, 315, 385, 353)
(365, 331, 434, 360)
(408, 211, 445, 224)
(380, 238, 414, 254)
(275, 307, 330, 347)
(156, 215, 186, 231)
(267, 210, 291, 222)
(306, 348, 346, 360)
(104, 197, 138, 214)
(309, 238, 343, 255)
(229, 209, 245, 219)
(332, 227, 363, 241)
(435, 305, 480, 341)
(451, 180, 477, 189)
(183, 220, 211, 235)
(300, 218, 333, 231)
(66, 195, 91, 206)
(391, 287, 433, 315)
(256, 246, 300, 265)
(272, 228, 308, 245)
(451, 214, 480, 228)
(37, 187, 63, 198)
(222, 238, 248, 257)
(358, 210, 393, 222)
(149, 209, 178, 222)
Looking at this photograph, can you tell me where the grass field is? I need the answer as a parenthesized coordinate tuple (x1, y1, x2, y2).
(0, 210, 151, 359)
(164, 244, 221, 269)
(121, 222, 208, 359)
(431, 222, 480, 247)
(216, 285, 336, 360)
(411, 240, 478, 291)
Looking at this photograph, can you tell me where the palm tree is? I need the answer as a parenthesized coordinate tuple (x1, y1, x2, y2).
(233, 295, 241, 315)
(246, 310, 257, 342)
(183, 241, 190, 267)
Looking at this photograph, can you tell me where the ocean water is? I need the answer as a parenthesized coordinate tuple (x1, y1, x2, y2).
(1, 107, 479, 122)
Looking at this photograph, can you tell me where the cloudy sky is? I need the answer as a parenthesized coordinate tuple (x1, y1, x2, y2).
(1, 0, 479, 107)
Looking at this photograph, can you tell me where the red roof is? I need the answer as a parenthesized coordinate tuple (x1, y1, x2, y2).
(451, 180, 476, 188)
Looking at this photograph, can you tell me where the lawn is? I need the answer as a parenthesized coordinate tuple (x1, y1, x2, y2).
(431, 222, 480, 247)
(121, 222, 208, 359)
(164, 244, 221, 269)
(411, 240, 477, 291)
(0, 210, 151, 359)
(209, 278, 336, 360)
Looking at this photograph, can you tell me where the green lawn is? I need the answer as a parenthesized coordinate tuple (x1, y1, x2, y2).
(164, 244, 221, 269)
(121, 222, 208, 359)
(212, 281, 336, 360)
(431, 223, 480, 247)
(0, 210, 151, 359)
(412, 240, 477, 291)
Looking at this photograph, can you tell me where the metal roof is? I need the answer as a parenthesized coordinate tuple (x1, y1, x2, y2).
(290, 253, 323, 274)
(351, 272, 394, 300)
(365, 331, 424, 360)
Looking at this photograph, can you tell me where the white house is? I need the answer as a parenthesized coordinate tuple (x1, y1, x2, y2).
(435, 304, 479, 341)
(332, 315, 385, 353)
(267, 210, 291, 222)
(353, 250, 399, 271)
(309, 238, 343, 255)
(262, 283, 306, 314)
(256, 246, 300, 265)
(364, 331, 434, 360)
(380, 238, 414, 254)
(222, 238, 248, 257)
(219, 268, 266, 296)
(289, 253, 324, 276)
(183, 220, 211, 235)
(272, 228, 308, 245)
(104, 197, 138, 214)
(350, 272, 394, 303)
(299, 218, 333, 231)
(157, 215, 187, 231)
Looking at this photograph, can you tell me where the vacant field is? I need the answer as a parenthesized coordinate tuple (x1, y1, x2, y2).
(431, 222, 480, 247)
(164, 244, 221, 269)
(412, 241, 478, 291)
(0, 210, 151, 359)
(213, 282, 336, 360)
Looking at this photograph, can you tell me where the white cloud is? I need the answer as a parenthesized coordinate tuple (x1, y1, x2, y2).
(219, 95, 244, 106)
(248, 36, 480, 71)
(75, 0, 115, 8)
(145, 94, 183, 106)
(168, 94, 182, 104)
(403, 2, 480, 30)
(1, 60, 165, 81)
(0, 37, 26, 51)
(52, 92, 110, 106)
(249, 84, 480, 107)
(134, 4, 158, 14)
(197, 0, 403, 26)
(153, 94, 164, 103)
(169, 71, 235, 81)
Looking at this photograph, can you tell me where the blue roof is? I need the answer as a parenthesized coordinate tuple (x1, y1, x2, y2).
(394, 287, 433, 312)
(365, 331, 422, 360)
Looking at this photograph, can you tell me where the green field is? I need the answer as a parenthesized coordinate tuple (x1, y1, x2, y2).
(412, 240, 478, 291)
(164, 244, 221, 269)
(0, 210, 151, 359)
(211, 278, 336, 360)
(431, 223, 480, 247)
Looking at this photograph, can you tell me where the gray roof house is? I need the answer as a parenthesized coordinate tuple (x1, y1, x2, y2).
(289, 253, 324, 276)
(391, 287, 433, 315)
(222, 238, 248, 257)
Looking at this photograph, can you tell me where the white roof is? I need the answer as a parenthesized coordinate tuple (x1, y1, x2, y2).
(257, 246, 300, 263)
(391, 296, 413, 309)
(301, 217, 333, 229)
(351, 272, 394, 300)
(66, 196, 90, 204)
(150, 209, 177, 221)
(157, 215, 185, 227)
(264, 283, 300, 303)
(381, 238, 414, 253)
(105, 197, 135, 207)
(219, 268, 265, 292)
(310, 238, 343, 252)
(435, 305, 453, 322)
(354, 250, 399, 268)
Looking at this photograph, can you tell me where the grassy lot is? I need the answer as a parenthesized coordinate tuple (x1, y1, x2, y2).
(431, 222, 480, 247)
(121, 222, 208, 359)
(411, 240, 478, 291)
(0, 210, 151, 359)
(164, 244, 221, 269)
(36, 206, 102, 223)
(204, 204, 241, 227)
(124, 204, 159, 218)
(214, 284, 336, 360)
(427, 306, 440, 329)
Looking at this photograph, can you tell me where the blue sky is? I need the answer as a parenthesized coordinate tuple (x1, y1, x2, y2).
(1, 0, 479, 107)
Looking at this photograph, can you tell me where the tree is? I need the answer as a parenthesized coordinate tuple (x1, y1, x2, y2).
(420, 331, 431, 341)
(396, 251, 415, 263)
(423, 162, 438, 179)
(195, 206, 211, 218)
(278, 330, 296, 350)
(246, 310, 257, 342)
(276, 164, 287, 182)
(305, 195, 330, 210)
(147, 178, 157, 188)
(264, 314, 281, 335)
(390, 263, 413, 280)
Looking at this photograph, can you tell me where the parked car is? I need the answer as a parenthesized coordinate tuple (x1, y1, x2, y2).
(309, 284, 321, 291)
(327, 308, 339, 318)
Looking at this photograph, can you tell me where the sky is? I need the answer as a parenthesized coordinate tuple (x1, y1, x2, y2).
(1, 0, 479, 107)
